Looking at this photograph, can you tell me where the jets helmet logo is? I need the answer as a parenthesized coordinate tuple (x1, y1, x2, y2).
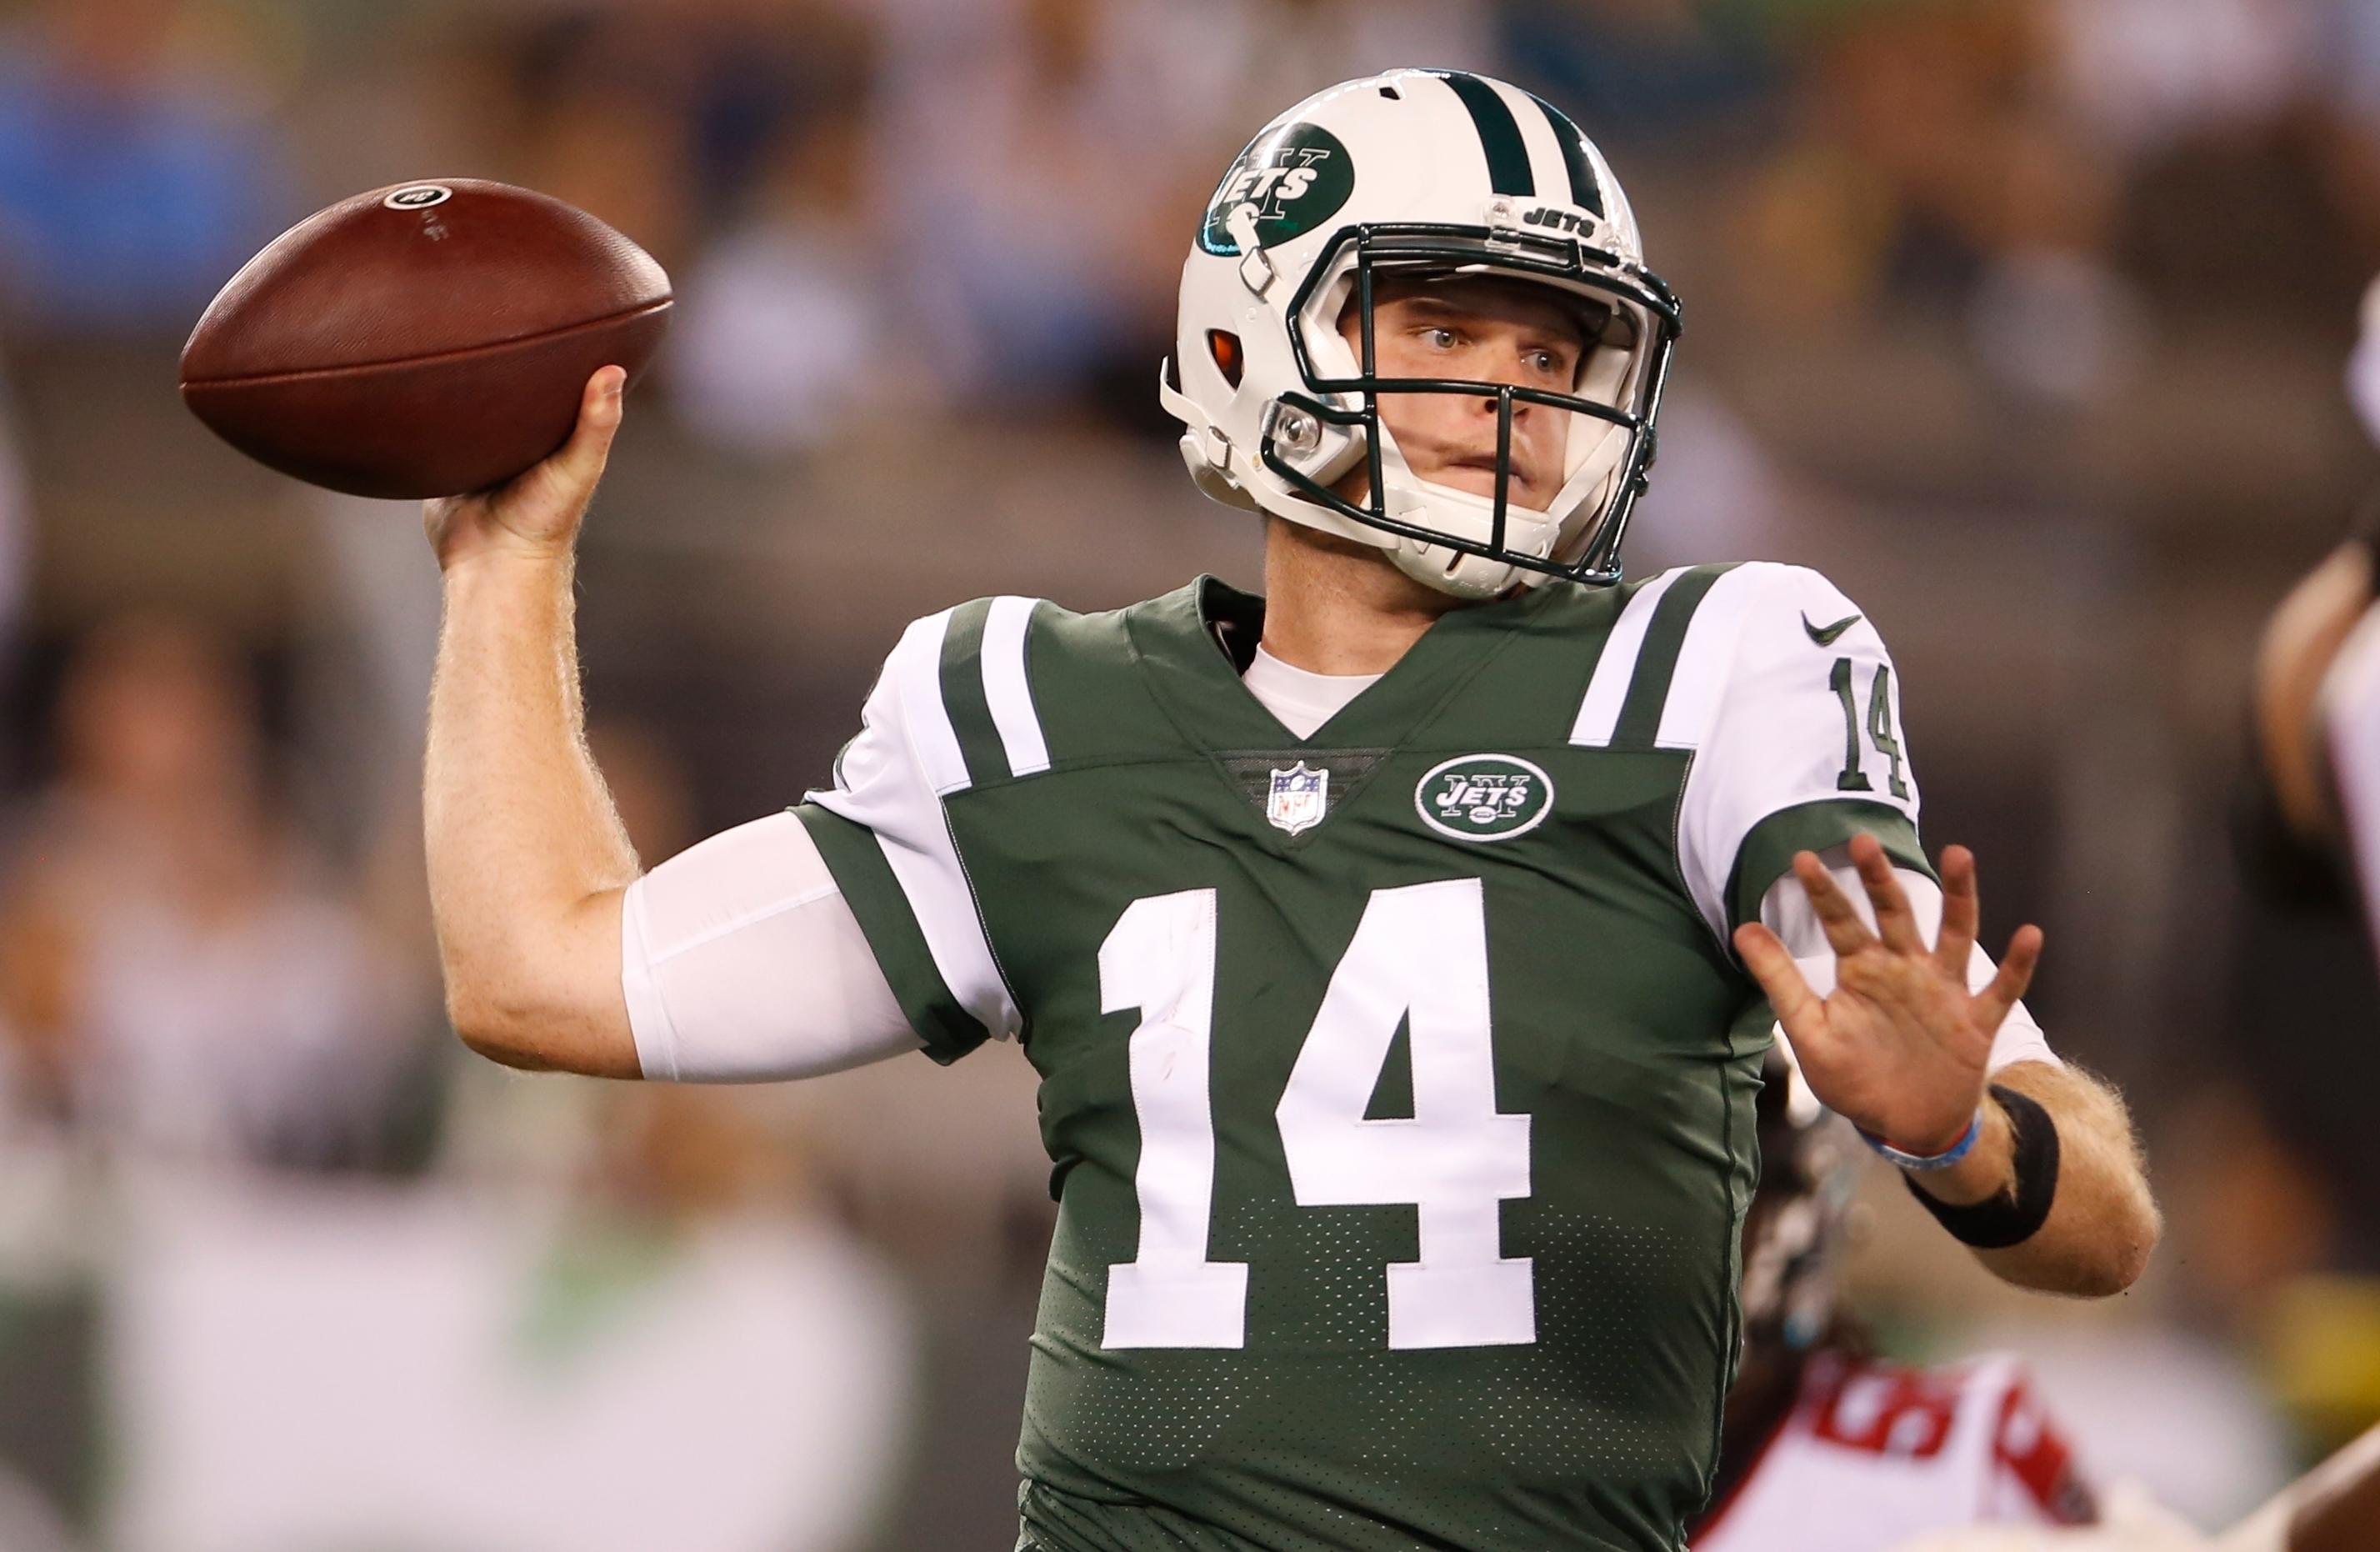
(1266, 761, 1330, 834)
(1415, 754, 1555, 842)
(1198, 123, 1354, 257)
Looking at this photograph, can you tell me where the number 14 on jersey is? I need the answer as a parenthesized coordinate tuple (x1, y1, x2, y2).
(1098, 879, 1536, 1353)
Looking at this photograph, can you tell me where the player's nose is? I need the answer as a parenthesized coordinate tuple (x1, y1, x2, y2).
(1467, 343, 1542, 410)
(1469, 379, 1534, 421)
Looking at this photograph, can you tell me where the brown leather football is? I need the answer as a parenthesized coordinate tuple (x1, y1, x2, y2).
(180, 179, 672, 499)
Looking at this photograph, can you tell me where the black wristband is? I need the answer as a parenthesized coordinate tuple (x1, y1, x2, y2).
(1904, 1084, 2060, 1249)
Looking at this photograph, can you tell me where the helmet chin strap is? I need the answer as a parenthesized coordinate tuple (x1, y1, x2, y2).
(1363, 416, 1574, 598)
(1382, 483, 1550, 600)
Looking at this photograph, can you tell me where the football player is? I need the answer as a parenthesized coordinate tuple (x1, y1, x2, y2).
(419, 70, 2159, 1551)
(1697, 1048, 2095, 1551)
(2245, 275, 2380, 951)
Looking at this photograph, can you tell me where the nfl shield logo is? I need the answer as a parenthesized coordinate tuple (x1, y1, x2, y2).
(1266, 762, 1329, 835)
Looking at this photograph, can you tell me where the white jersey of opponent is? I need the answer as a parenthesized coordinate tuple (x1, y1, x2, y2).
(621, 565, 2058, 1084)
(1695, 1352, 2093, 1552)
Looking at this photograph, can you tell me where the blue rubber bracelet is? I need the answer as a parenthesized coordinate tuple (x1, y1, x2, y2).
(1857, 1110, 1983, 1172)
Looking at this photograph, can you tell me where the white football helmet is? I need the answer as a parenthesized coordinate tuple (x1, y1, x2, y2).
(1160, 68, 1681, 598)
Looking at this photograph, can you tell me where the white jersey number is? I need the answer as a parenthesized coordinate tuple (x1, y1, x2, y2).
(1098, 890, 1249, 1349)
(1098, 879, 1533, 1351)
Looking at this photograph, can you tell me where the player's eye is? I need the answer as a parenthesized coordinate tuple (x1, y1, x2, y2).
(1419, 325, 1460, 350)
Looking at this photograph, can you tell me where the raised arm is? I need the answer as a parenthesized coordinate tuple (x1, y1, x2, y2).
(1668, 563, 2156, 1296)
(421, 371, 928, 1084)
(1738, 836, 2159, 1297)
(422, 367, 642, 1075)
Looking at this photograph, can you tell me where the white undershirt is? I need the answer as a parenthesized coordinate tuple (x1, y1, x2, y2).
(622, 652, 2055, 1081)
(1242, 643, 1379, 739)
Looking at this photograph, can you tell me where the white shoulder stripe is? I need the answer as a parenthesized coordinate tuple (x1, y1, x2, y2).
(1652, 565, 1766, 751)
(808, 609, 1020, 1039)
(875, 827, 1018, 1039)
(894, 608, 972, 797)
(1569, 567, 1687, 746)
(980, 595, 1050, 779)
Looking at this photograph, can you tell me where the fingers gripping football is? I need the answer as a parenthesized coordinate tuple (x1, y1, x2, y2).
(423, 366, 626, 572)
(1732, 833, 2042, 1153)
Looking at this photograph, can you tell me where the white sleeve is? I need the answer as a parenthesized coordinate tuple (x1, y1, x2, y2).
(622, 812, 923, 1082)
(1672, 563, 1929, 945)
(2323, 601, 2380, 963)
(1759, 854, 2061, 1075)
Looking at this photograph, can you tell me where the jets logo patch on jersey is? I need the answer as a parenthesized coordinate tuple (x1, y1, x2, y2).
(1415, 754, 1554, 842)
(1266, 762, 1330, 834)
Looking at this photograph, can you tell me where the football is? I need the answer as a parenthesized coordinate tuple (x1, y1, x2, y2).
(179, 179, 672, 499)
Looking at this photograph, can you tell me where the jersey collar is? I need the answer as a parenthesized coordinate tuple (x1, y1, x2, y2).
(1128, 574, 1554, 752)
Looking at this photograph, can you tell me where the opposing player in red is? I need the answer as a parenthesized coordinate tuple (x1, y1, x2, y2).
(1694, 1048, 2095, 1552)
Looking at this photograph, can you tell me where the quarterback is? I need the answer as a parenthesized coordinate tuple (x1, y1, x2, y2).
(421, 72, 2159, 1551)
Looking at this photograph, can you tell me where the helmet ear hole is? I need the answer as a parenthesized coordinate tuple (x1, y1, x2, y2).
(1208, 330, 1244, 389)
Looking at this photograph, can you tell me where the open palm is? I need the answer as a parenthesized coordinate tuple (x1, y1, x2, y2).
(1732, 833, 2042, 1154)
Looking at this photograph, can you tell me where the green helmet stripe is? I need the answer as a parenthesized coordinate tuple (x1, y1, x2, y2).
(1611, 562, 1740, 748)
(1428, 69, 1535, 198)
(1527, 92, 1607, 218)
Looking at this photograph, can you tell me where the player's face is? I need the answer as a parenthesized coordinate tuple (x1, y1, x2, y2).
(1335, 275, 1592, 513)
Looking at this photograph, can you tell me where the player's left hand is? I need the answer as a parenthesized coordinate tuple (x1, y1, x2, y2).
(1732, 833, 2043, 1155)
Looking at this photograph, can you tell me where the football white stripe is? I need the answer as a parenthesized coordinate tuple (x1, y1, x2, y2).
(1654, 566, 1764, 751)
(901, 608, 973, 797)
(980, 595, 1050, 778)
(875, 823, 1018, 1038)
(875, 609, 1018, 1034)
(1568, 566, 1686, 746)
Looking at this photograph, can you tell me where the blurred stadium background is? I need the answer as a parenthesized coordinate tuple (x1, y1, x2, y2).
(0, 0, 2377, 1546)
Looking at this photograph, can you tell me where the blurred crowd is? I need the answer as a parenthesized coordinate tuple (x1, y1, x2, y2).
(2, 0, 2380, 1546)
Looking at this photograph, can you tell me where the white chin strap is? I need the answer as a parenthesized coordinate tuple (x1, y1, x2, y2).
(1380, 478, 1559, 599)
(1365, 406, 1630, 598)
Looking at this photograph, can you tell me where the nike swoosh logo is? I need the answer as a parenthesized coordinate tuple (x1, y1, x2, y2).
(1802, 612, 1862, 647)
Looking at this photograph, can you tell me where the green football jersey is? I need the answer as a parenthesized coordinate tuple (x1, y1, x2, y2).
(797, 563, 1932, 1552)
